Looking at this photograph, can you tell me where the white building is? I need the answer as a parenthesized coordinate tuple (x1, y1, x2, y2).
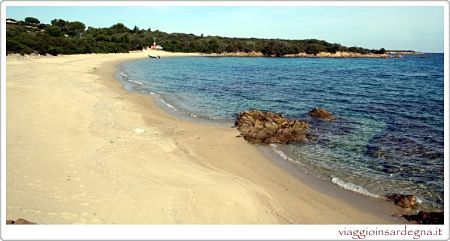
(150, 37, 164, 50)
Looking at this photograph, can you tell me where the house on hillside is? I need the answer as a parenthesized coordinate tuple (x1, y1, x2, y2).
(150, 37, 164, 50)
(6, 18, 17, 25)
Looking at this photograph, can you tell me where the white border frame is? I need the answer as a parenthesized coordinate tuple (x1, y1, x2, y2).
(1, 1, 449, 240)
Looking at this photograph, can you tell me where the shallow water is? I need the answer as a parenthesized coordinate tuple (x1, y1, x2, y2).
(119, 54, 444, 209)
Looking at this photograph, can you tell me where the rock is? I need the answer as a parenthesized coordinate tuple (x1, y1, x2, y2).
(403, 211, 444, 224)
(235, 110, 309, 144)
(386, 194, 417, 209)
(6, 218, 35, 224)
(308, 107, 334, 120)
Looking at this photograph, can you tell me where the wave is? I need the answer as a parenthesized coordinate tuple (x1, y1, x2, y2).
(270, 144, 297, 163)
(331, 177, 379, 198)
(159, 98, 177, 111)
(120, 72, 128, 78)
(271, 144, 380, 199)
(128, 79, 143, 85)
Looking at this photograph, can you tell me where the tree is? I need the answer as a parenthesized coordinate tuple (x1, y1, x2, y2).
(326, 44, 340, 54)
(373, 48, 386, 54)
(133, 26, 139, 33)
(305, 44, 326, 55)
(24, 17, 40, 25)
(6, 40, 32, 55)
(207, 38, 220, 53)
(110, 23, 129, 33)
(66, 21, 86, 36)
(38, 23, 47, 29)
(45, 25, 63, 37)
(6, 16, 384, 56)
(51, 19, 67, 29)
(262, 41, 295, 57)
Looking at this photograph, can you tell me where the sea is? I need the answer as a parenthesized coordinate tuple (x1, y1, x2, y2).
(118, 53, 444, 210)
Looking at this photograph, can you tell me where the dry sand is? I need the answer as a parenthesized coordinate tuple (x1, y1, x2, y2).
(6, 50, 401, 224)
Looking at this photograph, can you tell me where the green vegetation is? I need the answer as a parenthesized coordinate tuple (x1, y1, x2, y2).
(6, 17, 386, 56)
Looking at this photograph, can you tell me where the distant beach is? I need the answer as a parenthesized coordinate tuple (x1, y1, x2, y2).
(6, 50, 407, 224)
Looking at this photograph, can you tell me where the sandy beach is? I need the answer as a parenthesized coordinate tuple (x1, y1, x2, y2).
(6, 50, 403, 224)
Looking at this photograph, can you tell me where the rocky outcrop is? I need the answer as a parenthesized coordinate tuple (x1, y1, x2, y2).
(6, 218, 35, 224)
(211, 51, 264, 57)
(210, 51, 388, 58)
(387, 194, 445, 224)
(285, 51, 388, 58)
(403, 211, 444, 224)
(308, 108, 334, 120)
(235, 110, 309, 144)
(386, 194, 417, 209)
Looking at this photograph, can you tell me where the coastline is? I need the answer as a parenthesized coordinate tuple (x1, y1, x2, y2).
(6, 50, 404, 224)
(205, 51, 388, 58)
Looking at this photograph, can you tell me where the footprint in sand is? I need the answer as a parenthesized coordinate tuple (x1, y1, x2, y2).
(188, 135, 201, 140)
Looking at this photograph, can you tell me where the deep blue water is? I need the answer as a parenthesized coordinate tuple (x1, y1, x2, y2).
(119, 54, 444, 209)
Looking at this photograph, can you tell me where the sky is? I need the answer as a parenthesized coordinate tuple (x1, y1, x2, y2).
(6, 6, 445, 52)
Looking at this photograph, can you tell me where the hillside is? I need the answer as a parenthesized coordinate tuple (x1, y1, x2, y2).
(6, 17, 386, 56)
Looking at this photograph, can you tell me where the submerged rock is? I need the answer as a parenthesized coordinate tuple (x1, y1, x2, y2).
(403, 211, 444, 224)
(6, 218, 35, 224)
(386, 194, 417, 209)
(308, 107, 334, 120)
(235, 110, 309, 144)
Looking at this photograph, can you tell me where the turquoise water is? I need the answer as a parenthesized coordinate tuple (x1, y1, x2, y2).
(119, 54, 444, 209)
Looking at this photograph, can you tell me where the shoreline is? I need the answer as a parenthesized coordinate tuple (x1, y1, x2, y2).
(7, 50, 404, 224)
(7, 49, 390, 59)
(210, 51, 389, 58)
(107, 54, 405, 223)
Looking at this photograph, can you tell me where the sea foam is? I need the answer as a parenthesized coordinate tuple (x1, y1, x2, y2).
(272, 144, 379, 198)
(128, 79, 143, 85)
(159, 98, 177, 110)
(331, 176, 379, 198)
(270, 144, 296, 163)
